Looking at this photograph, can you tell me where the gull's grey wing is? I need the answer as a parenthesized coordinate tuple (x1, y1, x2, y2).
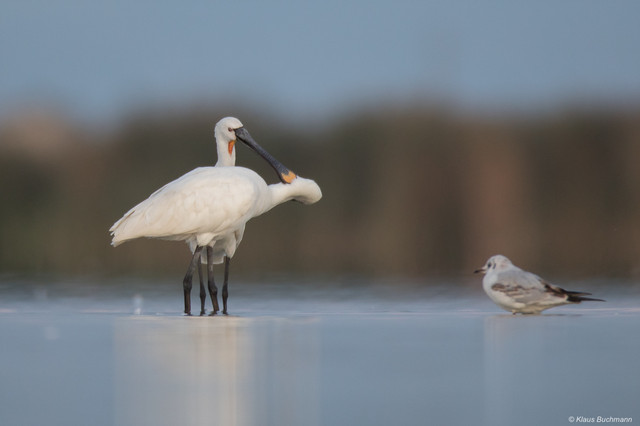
(491, 269, 565, 304)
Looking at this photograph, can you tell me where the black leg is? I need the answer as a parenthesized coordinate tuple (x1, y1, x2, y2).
(207, 246, 220, 314)
(183, 246, 203, 316)
(198, 259, 206, 316)
(222, 256, 230, 315)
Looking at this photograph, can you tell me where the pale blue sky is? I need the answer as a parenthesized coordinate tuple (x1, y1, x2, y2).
(2, 0, 639, 124)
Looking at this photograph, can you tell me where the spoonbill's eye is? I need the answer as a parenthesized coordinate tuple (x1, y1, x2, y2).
(228, 127, 233, 132)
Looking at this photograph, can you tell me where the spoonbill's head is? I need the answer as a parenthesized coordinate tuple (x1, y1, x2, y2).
(214, 116, 298, 184)
(474, 254, 513, 275)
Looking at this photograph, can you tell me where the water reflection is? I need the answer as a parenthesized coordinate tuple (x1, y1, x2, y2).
(1, 284, 638, 426)
(482, 312, 640, 426)
(483, 314, 578, 425)
(114, 316, 320, 426)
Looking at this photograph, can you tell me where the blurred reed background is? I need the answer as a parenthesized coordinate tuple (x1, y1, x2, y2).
(1, 1, 639, 283)
(1, 105, 639, 281)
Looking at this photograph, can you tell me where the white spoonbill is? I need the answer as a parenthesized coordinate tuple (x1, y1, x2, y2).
(475, 255, 604, 314)
(110, 117, 322, 315)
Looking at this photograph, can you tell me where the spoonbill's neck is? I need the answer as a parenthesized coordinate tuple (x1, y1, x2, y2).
(258, 177, 322, 216)
(214, 132, 236, 166)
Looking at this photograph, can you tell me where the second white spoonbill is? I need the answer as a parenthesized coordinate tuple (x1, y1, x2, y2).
(109, 117, 322, 315)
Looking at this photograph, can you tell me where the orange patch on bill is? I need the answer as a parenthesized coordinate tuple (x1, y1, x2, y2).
(281, 170, 297, 183)
(228, 140, 235, 155)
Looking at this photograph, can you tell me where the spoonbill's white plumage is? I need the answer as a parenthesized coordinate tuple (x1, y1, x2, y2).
(475, 254, 604, 314)
(110, 117, 322, 315)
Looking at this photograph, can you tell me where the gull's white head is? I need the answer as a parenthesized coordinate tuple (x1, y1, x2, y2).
(214, 117, 244, 166)
(474, 254, 513, 275)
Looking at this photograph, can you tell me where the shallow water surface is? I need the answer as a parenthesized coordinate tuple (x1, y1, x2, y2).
(0, 280, 639, 426)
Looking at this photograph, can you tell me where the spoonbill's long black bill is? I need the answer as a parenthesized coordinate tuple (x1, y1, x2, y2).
(234, 127, 297, 184)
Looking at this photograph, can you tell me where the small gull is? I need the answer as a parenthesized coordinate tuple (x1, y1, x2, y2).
(474, 254, 604, 314)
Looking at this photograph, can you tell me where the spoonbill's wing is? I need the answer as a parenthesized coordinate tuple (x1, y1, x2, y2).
(110, 167, 264, 245)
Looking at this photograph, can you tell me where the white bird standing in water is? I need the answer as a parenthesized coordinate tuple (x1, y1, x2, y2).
(110, 117, 322, 315)
(475, 255, 604, 314)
